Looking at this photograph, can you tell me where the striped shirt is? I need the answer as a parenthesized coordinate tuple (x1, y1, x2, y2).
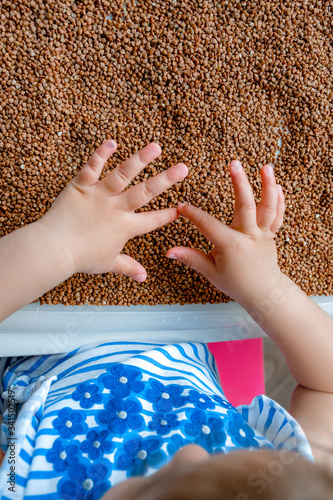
(0, 341, 313, 499)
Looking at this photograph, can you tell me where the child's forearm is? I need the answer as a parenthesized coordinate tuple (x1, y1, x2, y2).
(0, 221, 74, 323)
(241, 272, 333, 393)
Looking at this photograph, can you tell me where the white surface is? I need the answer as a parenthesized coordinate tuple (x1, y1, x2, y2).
(0, 296, 332, 356)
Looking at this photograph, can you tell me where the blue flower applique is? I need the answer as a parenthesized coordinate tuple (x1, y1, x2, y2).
(46, 438, 80, 472)
(183, 410, 226, 452)
(145, 379, 187, 412)
(59, 461, 111, 500)
(116, 435, 165, 477)
(72, 383, 102, 409)
(226, 411, 260, 448)
(99, 364, 145, 398)
(96, 397, 145, 434)
(80, 430, 113, 460)
(166, 434, 191, 456)
(53, 408, 87, 439)
(212, 395, 235, 410)
(188, 390, 216, 410)
(148, 412, 180, 435)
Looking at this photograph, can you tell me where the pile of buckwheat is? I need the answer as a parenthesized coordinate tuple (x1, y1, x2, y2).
(0, 0, 332, 306)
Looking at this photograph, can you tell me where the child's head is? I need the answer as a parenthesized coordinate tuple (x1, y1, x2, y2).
(103, 445, 333, 500)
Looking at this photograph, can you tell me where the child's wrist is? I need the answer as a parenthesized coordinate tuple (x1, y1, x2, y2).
(239, 270, 287, 316)
(34, 219, 77, 279)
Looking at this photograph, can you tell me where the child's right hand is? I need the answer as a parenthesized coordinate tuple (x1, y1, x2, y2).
(167, 161, 285, 308)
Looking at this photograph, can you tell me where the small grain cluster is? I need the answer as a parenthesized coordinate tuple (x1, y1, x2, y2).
(0, 0, 332, 306)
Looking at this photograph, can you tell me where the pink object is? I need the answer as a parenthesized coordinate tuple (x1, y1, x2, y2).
(208, 338, 265, 407)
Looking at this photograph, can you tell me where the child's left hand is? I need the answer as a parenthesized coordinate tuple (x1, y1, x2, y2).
(38, 140, 188, 281)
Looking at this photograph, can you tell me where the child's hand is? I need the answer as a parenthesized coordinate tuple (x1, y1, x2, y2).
(38, 140, 188, 281)
(166, 161, 285, 308)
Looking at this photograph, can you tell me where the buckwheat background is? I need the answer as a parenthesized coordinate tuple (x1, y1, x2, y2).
(0, 0, 332, 305)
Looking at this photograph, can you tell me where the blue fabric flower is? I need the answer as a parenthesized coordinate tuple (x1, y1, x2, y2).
(80, 430, 113, 460)
(183, 410, 226, 452)
(148, 412, 180, 435)
(46, 438, 80, 472)
(116, 435, 165, 476)
(99, 364, 145, 398)
(72, 383, 102, 409)
(212, 395, 235, 410)
(145, 379, 186, 412)
(166, 434, 191, 456)
(53, 408, 87, 439)
(59, 461, 111, 500)
(96, 397, 145, 434)
(226, 411, 260, 448)
(188, 390, 215, 410)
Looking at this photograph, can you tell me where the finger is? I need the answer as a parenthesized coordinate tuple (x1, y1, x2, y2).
(166, 246, 216, 278)
(102, 142, 162, 195)
(177, 204, 232, 249)
(73, 140, 117, 187)
(133, 208, 179, 236)
(256, 164, 278, 231)
(123, 163, 188, 211)
(270, 184, 285, 233)
(229, 160, 257, 231)
(112, 254, 147, 282)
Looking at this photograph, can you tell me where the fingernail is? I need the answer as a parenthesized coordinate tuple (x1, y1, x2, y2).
(106, 140, 116, 149)
(167, 253, 178, 260)
(178, 203, 186, 209)
(177, 163, 188, 176)
(230, 160, 242, 172)
(266, 165, 273, 176)
(136, 274, 146, 282)
(148, 142, 162, 156)
(277, 185, 283, 195)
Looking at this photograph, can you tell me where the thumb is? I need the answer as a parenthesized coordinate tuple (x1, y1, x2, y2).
(177, 203, 232, 249)
(112, 254, 147, 282)
(166, 247, 215, 278)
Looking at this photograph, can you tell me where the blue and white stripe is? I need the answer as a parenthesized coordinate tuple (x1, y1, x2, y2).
(0, 341, 314, 499)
